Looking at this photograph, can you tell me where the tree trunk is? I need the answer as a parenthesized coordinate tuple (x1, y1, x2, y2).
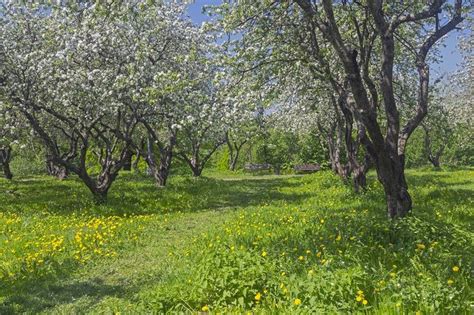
(155, 146, 173, 186)
(122, 149, 133, 171)
(352, 169, 366, 193)
(82, 170, 117, 204)
(46, 159, 69, 180)
(429, 155, 441, 169)
(327, 127, 348, 181)
(0, 146, 13, 180)
(377, 154, 412, 218)
(132, 151, 140, 172)
(274, 164, 281, 175)
(191, 164, 202, 177)
(143, 132, 176, 186)
(91, 189, 108, 204)
(2, 162, 13, 180)
(229, 147, 242, 171)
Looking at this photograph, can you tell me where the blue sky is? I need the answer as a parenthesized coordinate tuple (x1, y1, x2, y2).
(186, 1, 464, 77)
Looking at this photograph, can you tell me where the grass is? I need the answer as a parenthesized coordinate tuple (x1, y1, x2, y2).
(0, 169, 473, 313)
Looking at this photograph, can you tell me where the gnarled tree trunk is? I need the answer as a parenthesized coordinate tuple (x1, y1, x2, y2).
(144, 132, 176, 187)
(0, 146, 13, 180)
(122, 149, 134, 171)
(46, 158, 69, 180)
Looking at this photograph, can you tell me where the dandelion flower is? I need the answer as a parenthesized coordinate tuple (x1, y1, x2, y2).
(452, 266, 459, 272)
(201, 305, 209, 312)
(261, 251, 267, 257)
(447, 279, 454, 285)
(417, 244, 425, 250)
(294, 298, 302, 305)
(362, 299, 368, 305)
(255, 292, 262, 301)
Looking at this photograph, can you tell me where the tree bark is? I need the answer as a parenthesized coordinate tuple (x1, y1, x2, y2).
(2, 162, 13, 180)
(0, 146, 13, 180)
(46, 159, 69, 180)
(122, 149, 133, 171)
(191, 164, 203, 177)
(229, 153, 239, 171)
(132, 150, 141, 172)
(143, 131, 176, 187)
(0, 145, 13, 179)
(429, 156, 441, 169)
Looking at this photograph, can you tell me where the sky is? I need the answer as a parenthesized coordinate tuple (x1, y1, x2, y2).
(186, 1, 464, 77)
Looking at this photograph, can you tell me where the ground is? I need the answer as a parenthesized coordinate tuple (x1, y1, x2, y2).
(0, 169, 473, 313)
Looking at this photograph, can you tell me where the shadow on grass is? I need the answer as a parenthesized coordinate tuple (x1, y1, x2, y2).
(1, 174, 312, 217)
(0, 277, 128, 314)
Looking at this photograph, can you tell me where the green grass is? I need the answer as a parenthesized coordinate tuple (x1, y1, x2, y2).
(0, 169, 473, 314)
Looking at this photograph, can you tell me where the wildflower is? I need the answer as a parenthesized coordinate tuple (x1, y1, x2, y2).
(417, 243, 425, 250)
(255, 292, 262, 301)
(261, 251, 267, 257)
(294, 298, 302, 305)
(298, 256, 304, 261)
(357, 290, 363, 295)
(390, 272, 396, 278)
(201, 305, 209, 312)
(452, 266, 459, 272)
(320, 219, 325, 224)
(356, 296, 362, 302)
(336, 234, 341, 241)
(362, 299, 368, 305)
(447, 279, 454, 285)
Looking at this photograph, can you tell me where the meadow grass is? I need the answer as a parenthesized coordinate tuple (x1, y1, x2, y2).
(0, 169, 472, 314)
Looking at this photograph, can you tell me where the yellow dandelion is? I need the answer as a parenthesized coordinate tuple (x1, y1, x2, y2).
(417, 243, 425, 250)
(447, 279, 454, 285)
(261, 251, 267, 257)
(362, 299, 368, 305)
(201, 305, 209, 312)
(294, 298, 302, 305)
(336, 234, 342, 241)
(452, 266, 459, 272)
(255, 292, 262, 301)
(356, 296, 363, 302)
(298, 256, 304, 261)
